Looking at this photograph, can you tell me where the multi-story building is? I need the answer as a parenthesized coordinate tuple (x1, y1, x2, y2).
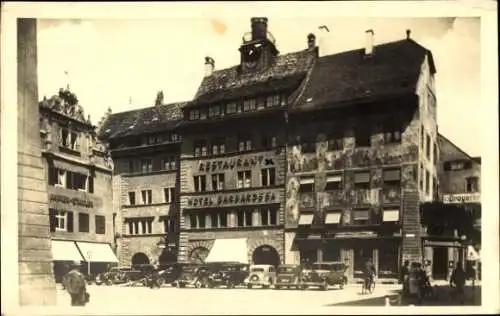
(97, 95, 186, 267)
(39, 86, 116, 281)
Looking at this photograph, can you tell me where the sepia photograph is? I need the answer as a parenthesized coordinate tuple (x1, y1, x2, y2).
(1, 1, 498, 315)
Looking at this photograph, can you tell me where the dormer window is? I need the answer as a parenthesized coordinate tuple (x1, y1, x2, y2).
(60, 127, 79, 151)
(189, 109, 200, 120)
(243, 99, 257, 112)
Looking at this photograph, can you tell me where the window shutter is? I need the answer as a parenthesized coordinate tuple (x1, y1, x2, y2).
(67, 211, 74, 232)
(48, 165, 56, 185)
(88, 176, 94, 193)
(49, 209, 56, 232)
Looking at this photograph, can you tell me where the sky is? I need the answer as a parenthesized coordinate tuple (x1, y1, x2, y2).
(36, 16, 481, 156)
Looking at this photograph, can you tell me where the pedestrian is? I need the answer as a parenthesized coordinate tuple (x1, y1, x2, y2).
(450, 261, 466, 304)
(400, 260, 410, 295)
(363, 258, 376, 294)
(62, 261, 89, 306)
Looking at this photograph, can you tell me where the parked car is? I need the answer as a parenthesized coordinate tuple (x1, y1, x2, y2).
(274, 264, 304, 290)
(206, 262, 249, 288)
(103, 267, 142, 285)
(147, 263, 183, 287)
(301, 261, 348, 290)
(245, 264, 276, 289)
(176, 264, 211, 288)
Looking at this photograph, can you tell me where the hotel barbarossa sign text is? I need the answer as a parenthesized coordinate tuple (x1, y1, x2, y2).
(442, 193, 481, 204)
(187, 191, 278, 208)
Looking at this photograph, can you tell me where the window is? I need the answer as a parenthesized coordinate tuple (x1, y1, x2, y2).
(127, 219, 152, 235)
(128, 192, 136, 205)
(466, 177, 479, 193)
(237, 171, 252, 189)
(383, 169, 401, 186)
(426, 134, 431, 160)
(193, 175, 207, 192)
(237, 210, 254, 227)
(299, 177, 315, 192)
(190, 214, 206, 229)
(420, 125, 425, 148)
(261, 168, 276, 186)
(211, 173, 225, 191)
(301, 136, 316, 153)
(419, 163, 424, 190)
(70, 173, 88, 191)
(354, 171, 370, 189)
(243, 99, 257, 112)
(238, 134, 252, 152)
(325, 174, 342, 191)
(163, 217, 176, 233)
(211, 138, 226, 155)
(209, 105, 221, 117)
(61, 128, 69, 147)
(226, 102, 238, 114)
(189, 109, 200, 120)
(70, 132, 78, 150)
(199, 110, 207, 120)
(54, 210, 72, 232)
(352, 209, 369, 225)
(266, 95, 280, 107)
(210, 212, 228, 228)
(56, 170, 66, 187)
(384, 122, 402, 144)
(262, 135, 278, 149)
(194, 140, 208, 157)
(147, 136, 156, 145)
(355, 127, 371, 147)
(78, 213, 89, 233)
(95, 215, 106, 234)
(260, 208, 278, 226)
(327, 134, 344, 151)
(164, 187, 175, 203)
(161, 156, 176, 170)
(141, 159, 153, 173)
(425, 170, 430, 195)
(128, 160, 135, 173)
(141, 190, 153, 204)
(433, 144, 438, 165)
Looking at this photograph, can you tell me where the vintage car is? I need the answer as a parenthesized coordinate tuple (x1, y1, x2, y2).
(175, 264, 211, 288)
(274, 264, 304, 290)
(103, 267, 143, 285)
(205, 262, 250, 288)
(154, 263, 184, 286)
(245, 264, 276, 289)
(301, 261, 348, 290)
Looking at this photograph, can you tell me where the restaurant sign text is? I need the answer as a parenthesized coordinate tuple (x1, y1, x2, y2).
(198, 154, 275, 173)
(187, 191, 278, 208)
(49, 194, 94, 208)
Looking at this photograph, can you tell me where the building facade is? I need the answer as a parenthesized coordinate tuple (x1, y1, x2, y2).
(39, 87, 116, 281)
(99, 18, 442, 283)
(98, 98, 185, 267)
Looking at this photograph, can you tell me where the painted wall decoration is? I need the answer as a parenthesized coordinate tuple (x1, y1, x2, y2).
(285, 177, 300, 225)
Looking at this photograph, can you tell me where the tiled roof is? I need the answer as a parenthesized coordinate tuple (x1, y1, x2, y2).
(98, 102, 187, 140)
(293, 39, 436, 111)
(190, 49, 317, 106)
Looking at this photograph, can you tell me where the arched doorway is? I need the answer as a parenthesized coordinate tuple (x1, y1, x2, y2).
(159, 250, 177, 265)
(188, 247, 209, 264)
(131, 252, 150, 266)
(252, 245, 280, 266)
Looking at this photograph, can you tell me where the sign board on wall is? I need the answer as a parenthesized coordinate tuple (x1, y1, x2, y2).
(442, 193, 481, 204)
(49, 194, 94, 208)
(186, 190, 278, 208)
(198, 153, 276, 173)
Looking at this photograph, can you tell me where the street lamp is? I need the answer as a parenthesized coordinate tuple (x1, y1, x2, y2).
(87, 251, 92, 277)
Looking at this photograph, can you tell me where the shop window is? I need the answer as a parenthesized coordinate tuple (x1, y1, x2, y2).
(237, 171, 252, 189)
(355, 127, 371, 147)
(128, 192, 136, 205)
(260, 208, 278, 226)
(193, 175, 207, 192)
(211, 173, 225, 191)
(323, 247, 341, 262)
(211, 138, 226, 155)
(95, 215, 106, 234)
(78, 213, 89, 233)
(141, 190, 153, 205)
(238, 134, 252, 152)
(466, 177, 479, 193)
(354, 171, 370, 189)
(141, 159, 153, 173)
(164, 187, 175, 203)
(325, 174, 342, 191)
(194, 139, 208, 157)
(261, 168, 276, 187)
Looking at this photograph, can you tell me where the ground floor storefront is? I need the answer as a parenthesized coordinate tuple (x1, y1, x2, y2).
(50, 239, 118, 282)
(117, 235, 178, 267)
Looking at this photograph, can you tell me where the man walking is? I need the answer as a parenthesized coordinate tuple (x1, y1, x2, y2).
(450, 261, 467, 304)
(400, 260, 410, 295)
(63, 261, 89, 306)
(363, 258, 376, 294)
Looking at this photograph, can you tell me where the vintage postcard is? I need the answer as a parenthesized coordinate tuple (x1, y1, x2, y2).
(1, 1, 498, 315)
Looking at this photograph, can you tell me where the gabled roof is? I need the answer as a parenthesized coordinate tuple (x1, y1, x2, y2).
(293, 39, 436, 111)
(437, 132, 480, 164)
(98, 102, 187, 141)
(190, 48, 317, 107)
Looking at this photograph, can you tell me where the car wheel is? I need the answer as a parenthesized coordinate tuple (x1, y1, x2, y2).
(339, 282, 344, 290)
(247, 284, 253, 289)
(194, 280, 202, 288)
(274, 285, 281, 290)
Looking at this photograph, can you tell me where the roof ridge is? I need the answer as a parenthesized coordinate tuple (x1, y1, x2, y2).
(109, 101, 188, 117)
(437, 132, 474, 160)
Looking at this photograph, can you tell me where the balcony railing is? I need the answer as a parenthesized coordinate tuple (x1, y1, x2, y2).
(299, 192, 316, 209)
(382, 187, 401, 204)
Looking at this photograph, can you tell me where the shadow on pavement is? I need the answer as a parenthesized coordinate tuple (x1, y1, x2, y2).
(326, 284, 481, 307)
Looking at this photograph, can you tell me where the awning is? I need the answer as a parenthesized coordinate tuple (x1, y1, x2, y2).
(52, 159, 90, 176)
(298, 213, 314, 225)
(299, 177, 315, 185)
(51, 240, 84, 261)
(354, 172, 370, 183)
(383, 169, 401, 181)
(326, 175, 342, 182)
(383, 209, 400, 222)
(353, 210, 369, 220)
(76, 242, 118, 263)
(325, 212, 341, 224)
(467, 245, 480, 260)
(204, 238, 248, 264)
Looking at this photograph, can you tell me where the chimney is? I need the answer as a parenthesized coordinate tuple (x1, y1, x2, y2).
(307, 33, 316, 50)
(251, 17, 268, 40)
(365, 29, 374, 56)
(406, 29, 412, 39)
(204, 56, 215, 77)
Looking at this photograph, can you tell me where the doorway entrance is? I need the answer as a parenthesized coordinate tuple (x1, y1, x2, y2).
(252, 245, 280, 266)
(432, 247, 448, 279)
(131, 252, 150, 266)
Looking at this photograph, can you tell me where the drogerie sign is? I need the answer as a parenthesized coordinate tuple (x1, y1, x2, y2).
(442, 193, 481, 204)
